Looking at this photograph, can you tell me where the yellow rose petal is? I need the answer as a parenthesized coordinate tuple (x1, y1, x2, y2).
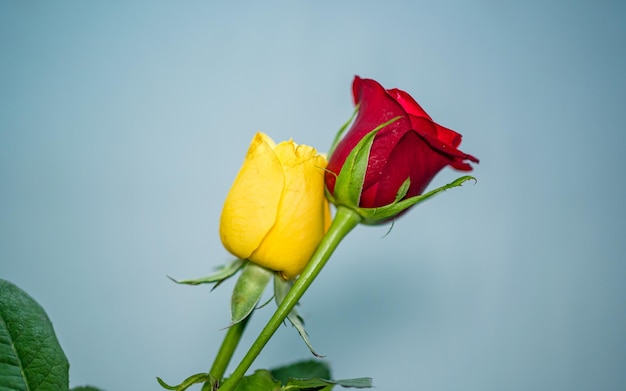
(250, 141, 329, 278)
(220, 132, 284, 259)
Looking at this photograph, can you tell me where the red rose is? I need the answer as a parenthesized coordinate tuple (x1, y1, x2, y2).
(325, 76, 479, 210)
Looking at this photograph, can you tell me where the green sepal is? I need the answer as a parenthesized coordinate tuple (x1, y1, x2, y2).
(332, 116, 402, 208)
(328, 104, 359, 157)
(394, 178, 411, 202)
(168, 258, 246, 290)
(156, 372, 213, 390)
(357, 175, 477, 224)
(231, 262, 273, 324)
(332, 127, 375, 208)
(274, 276, 323, 357)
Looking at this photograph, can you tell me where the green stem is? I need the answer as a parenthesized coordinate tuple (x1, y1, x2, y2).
(203, 312, 251, 390)
(218, 206, 361, 390)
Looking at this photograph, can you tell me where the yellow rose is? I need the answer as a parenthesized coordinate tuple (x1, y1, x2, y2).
(220, 132, 331, 279)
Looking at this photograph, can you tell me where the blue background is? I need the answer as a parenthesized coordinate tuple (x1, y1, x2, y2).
(2, 1, 625, 390)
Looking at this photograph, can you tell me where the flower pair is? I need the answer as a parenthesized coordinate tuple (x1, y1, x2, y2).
(220, 76, 478, 279)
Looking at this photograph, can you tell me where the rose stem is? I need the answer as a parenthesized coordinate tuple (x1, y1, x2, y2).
(204, 312, 251, 388)
(217, 206, 361, 391)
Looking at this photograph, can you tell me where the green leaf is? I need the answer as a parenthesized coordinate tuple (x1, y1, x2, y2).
(232, 370, 280, 391)
(229, 361, 373, 391)
(287, 377, 373, 389)
(270, 360, 331, 385)
(231, 262, 273, 324)
(0, 279, 70, 391)
(71, 386, 105, 391)
(329, 378, 373, 388)
(274, 277, 323, 357)
(271, 360, 373, 390)
(169, 258, 246, 290)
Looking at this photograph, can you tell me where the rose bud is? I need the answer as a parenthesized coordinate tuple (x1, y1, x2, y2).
(220, 132, 331, 279)
(325, 76, 479, 223)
